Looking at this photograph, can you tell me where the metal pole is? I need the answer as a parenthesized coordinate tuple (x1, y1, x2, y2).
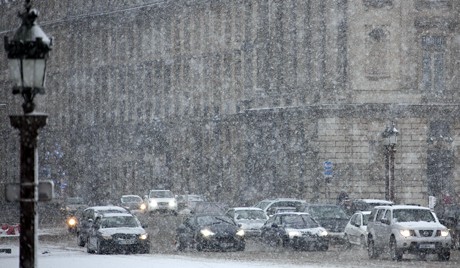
(389, 144, 395, 202)
(385, 146, 390, 200)
(10, 114, 47, 268)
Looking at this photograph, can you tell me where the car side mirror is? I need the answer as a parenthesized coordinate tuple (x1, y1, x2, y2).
(380, 218, 390, 225)
(271, 223, 279, 228)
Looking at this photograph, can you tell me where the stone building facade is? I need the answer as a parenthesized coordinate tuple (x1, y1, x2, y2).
(0, 0, 459, 206)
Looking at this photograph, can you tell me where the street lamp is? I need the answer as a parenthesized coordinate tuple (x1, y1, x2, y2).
(4, 1, 52, 268)
(383, 123, 399, 202)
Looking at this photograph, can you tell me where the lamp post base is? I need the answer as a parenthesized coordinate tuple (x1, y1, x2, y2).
(10, 113, 47, 268)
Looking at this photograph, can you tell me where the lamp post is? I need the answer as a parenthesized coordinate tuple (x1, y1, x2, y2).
(383, 123, 399, 202)
(4, 1, 52, 267)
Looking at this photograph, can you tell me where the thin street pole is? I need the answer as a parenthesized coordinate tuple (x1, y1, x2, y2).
(389, 144, 395, 202)
(385, 146, 390, 200)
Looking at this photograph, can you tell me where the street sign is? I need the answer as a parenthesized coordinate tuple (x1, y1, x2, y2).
(323, 161, 333, 177)
(5, 181, 54, 202)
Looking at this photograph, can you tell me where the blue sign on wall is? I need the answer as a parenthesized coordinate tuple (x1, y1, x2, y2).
(323, 161, 333, 177)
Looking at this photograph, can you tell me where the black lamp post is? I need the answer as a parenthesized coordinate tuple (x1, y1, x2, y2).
(4, 1, 52, 267)
(383, 123, 399, 202)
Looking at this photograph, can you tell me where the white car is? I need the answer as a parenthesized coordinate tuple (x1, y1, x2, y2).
(146, 190, 178, 214)
(225, 207, 268, 237)
(344, 211, 371, 247)
(254, 198, 306, 217)
(367, 205, 451, 261)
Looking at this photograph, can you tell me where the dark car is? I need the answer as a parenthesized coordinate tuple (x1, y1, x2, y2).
(120, 195, 146, 213)
(77, 206, 130, 247)
(260, 212, 329, 251)
(299, 204, 350, 244)
(86, 213, 150, 254)
(175, 214, 245, 251)
(437, 204, 460, 250)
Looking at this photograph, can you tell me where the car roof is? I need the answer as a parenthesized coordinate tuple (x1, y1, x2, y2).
(303, 203, 342, 207)
(85, 206, 128, 212)
(354, 211, 371, 215)
(231, 207, 264, 211)
(374, 205, 430, 210)
(353, 199, 394, 204)
(274, 212, 311, 216)
(121, 194, 141, 198)
(261, 198, 306, 202)
(100, 212, 134, 218)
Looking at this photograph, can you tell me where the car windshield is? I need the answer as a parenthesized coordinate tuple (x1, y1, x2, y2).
(101, 216, 140, 228)
(393, 209, 436, 223)
(197, 216, 234, 226)
(235, 210, 267, 220)
(149, 191, 173, 198)
(121, 196, 142, 203)
(362, 214, 370, 225)
(308, 206, 349, 219)
(281, 214, 320, 228)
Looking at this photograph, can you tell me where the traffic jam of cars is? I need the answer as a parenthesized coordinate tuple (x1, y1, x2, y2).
(58, 192, 457, 262)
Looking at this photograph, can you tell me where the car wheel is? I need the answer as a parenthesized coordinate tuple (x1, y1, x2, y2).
(438, 249, 450, 261)
(86, 241, 95, 254)
(140, 246, 151, 254)
(367, 238, 378, 259)
(195, 240, 203, 251)
(360, 235, 367, 248)
(77, 234, 85, 247)
(389, 237, 402, 261)
(319, 243, 329, 251)
(277, 236, 286, 247)
(96, 240, 105, 255)
(176, 239, 185, 251)
(343, 234, 352, 249)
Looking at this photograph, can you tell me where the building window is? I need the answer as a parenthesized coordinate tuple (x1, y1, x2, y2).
(421, 35, 446, 93)
(365, 26, 390, 79)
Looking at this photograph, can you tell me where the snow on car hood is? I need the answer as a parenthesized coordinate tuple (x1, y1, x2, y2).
(393, 221, 446, 230)
(236, 219, 265, 229)
(286, 227, 327, 235)
(99, 227, 146, 236)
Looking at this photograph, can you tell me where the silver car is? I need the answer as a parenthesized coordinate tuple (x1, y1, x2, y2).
(225, 207, 268, 237)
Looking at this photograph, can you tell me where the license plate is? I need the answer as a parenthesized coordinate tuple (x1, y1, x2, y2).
(119, 239, 135, 245)
(419, 244, 435, 249)
(221, 243, 233, 248)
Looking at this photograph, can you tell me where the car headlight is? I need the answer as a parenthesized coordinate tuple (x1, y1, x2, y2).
(288, 231, 302, 238)
(67, 217, 77, 227)
(149, 200, 158, 207)
(319, 230, 328, 237)
(440, 230, 450, 237)
(236, 229, 245, 237)
(399, 230, 415, 237)
(169, 199, 177, 208)
(139, 233, 149, 240)
(200, 229, 215, 237)
(140, 203, 147, 210)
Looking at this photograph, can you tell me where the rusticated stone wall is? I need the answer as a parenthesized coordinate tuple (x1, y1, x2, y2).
(1, 0, 460, 207)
